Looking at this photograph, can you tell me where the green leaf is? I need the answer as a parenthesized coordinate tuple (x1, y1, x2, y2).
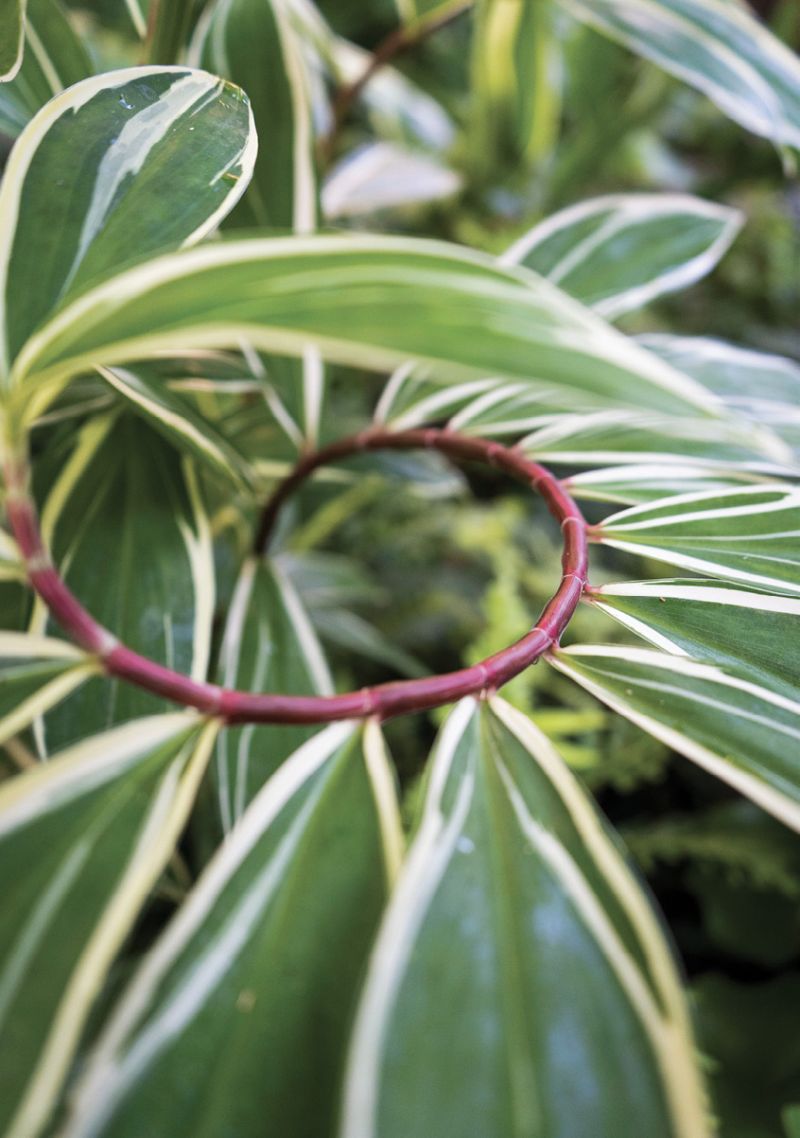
(566, 463, 770, 505)
(10, 235, 723, 423)
(640, 334, 800, 460)
(194, 0, 323, 441)
(470, 0, 561, 173)
(195, 0, 317, 231)
(33, 414, 215, 749)
(0, 66, 257, 372)
(0, 0, 91, 138)
(519, 409, 790, 472)
(693, 975, 800, 1138)
(562, 0, 800, 151)
(0, 0, 26, 81)
(0, 712, 217, 1138)
(590, 578, 800, 702)
(597, 485, 800, 594)
(505, 194, 743, 319)
(214, 555, 333, 829)
(145, 0, 206, 65)
(550, 644, 800, 832)
(63, 721, 403, 1138)
(340, 697, 708, 1138)
(0, 632, 98, 745)
(96, 365, 255, 491)
(786, 1105, 800, 1138)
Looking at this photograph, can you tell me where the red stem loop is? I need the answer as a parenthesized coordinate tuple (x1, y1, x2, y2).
(7, 428, 589, 724)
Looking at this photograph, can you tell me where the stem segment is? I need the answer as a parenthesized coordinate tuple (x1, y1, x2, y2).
(6, 428, 589, 724)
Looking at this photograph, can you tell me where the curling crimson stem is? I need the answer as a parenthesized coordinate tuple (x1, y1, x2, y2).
(6, 428, 590, 725)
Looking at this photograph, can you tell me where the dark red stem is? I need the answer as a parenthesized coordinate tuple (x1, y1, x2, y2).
(6, 428, 589, 724)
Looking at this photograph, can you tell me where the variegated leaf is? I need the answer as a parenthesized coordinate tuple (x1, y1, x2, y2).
(564, 463, 772, 505)
(519, 409, 791, 472)
(63, 722, 403, 1138)
(96, 365, 255, 491)
(0, 66, 256, 373)
(0, 0, 91, 138)
(215, 555, 333, 830)
(33, 415, 215, 750)
(341, 697, 708, 1138)
(9, 236, 723, 425)
(503, 194, 743, 319)
(0, 632, 98, 746)
(551, 645, 800, 832)
(195, 0, 316, 231)
(194, 0, 322, 441)
(639, 334, 800, 460)
(0, 0, 26, 81)
(562, 0, 800, 151)
(589, 578, 800, 702)
(596, 485, 800, 594)
(0, 713, 217, 1138)
(470, 0, 561, 172)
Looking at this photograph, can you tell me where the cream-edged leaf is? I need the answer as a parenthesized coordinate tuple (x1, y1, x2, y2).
(0, 713, 218, 1138)
(551, 645, 800, 832)
(193, 0, 322, 441)
(0, 66, 256, 373)
(596, 484, 800, 594)
(0, 0, 26, 81)
(504, 193, 743, 318)
(590, 578, 800, 702)
(9, 236, 723, 423)
(519, 409, 792, 472)
(340, 697, 708, 1138)
(0, 0, 91, 137)
(96, 365, 255, 491)
(214, 555, 333, 830)
(562, 0, 800, 151)
(62, 722, 403, 1138)
(33, 415, 215, 750)
(194, 0, 316, 230)
(0, 632, 99, 746)
(639, 334, 800, 460)
(565, 463, 773, 505)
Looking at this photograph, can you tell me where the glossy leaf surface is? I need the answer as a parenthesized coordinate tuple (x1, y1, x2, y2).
(597, 485, 800, 594)
(341, 697, 708, 1138)
(64, 722, 403, 1138)
(505, 194, 742, 319)
(0, 66, 256, 371)
(214, 556, 333, 830)
(551, 645, 800, 831)
(590, 579, 800, 702)
(0, 713, 216, 1138)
